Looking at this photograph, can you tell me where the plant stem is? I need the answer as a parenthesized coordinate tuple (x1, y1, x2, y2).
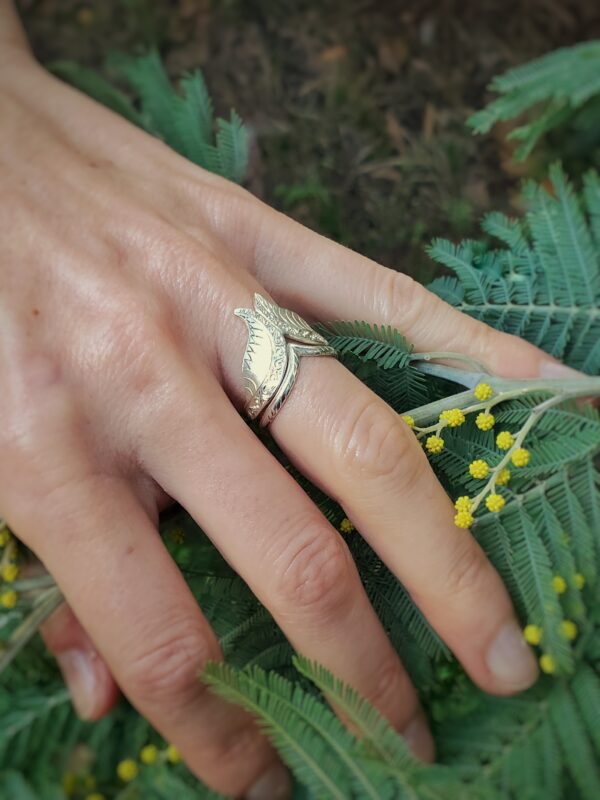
(0, 586, 63, 674)
(13, 574, 56, 593)
(470, 391, 585, 512)
(404, 372, 600, 425)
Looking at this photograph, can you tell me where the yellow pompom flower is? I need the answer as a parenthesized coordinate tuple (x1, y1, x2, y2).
(539, 654, 556, 674)
(62, 773, 76, 796)
(1, 563, 19, 583)
(117, 759, 138, 782)
(475, 412, 495, 431)
(454, 496, 472, 512)
(339, 518, 354, 534)
(0, 590, 17, 609)
(401, 415, 415, 428)
(440, 408, 465, 427)
(485, 493, 505, 513)
(523, 624, 542, 645)
(469, 459, 490, 479)
(166, 745, 181, 764)
(426, 435, 445, 454)
(574, 573, 586, 590)
(495, 468, 511, 486)
(140, 744, 159, 765)
(0, 529, 10, 548)
(511, 448, 530, 468)
(552, 575, 567, 594)
(496, 431, 514, 450)
(474, 383, 494, 401)
(169, 529, 185, 544)
(560, 620, 578, 641)
(454, 510, 474, 529)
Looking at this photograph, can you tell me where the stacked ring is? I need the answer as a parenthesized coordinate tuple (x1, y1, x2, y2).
(234, 293, 337, 427)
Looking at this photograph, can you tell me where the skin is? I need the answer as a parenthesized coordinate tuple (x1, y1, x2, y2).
(0, 3, 573, 796)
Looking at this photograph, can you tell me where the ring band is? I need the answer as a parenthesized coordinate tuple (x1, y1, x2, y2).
(234, 293, 337, 426)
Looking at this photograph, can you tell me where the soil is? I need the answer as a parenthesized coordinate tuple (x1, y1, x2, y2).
(18, 0, 600, 283)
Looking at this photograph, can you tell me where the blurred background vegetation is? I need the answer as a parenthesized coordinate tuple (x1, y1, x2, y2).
(19, 0, 600, 283)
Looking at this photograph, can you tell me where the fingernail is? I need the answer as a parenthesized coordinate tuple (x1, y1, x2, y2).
(539, 360, 582, 380)
(486, 620, 539, 691)
(246, 763, 292, 800)
(402, 714, 435, 762)
(55, 649, 98, 720)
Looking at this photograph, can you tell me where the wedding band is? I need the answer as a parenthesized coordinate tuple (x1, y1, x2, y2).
(234, 293, 337, 427)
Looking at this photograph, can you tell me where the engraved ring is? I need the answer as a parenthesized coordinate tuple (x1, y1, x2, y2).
(234, 293, 337, 427)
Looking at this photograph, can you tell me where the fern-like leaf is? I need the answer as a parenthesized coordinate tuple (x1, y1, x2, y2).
(318, 321, 413, 369)
(428, 166, 600, 373)
(468, 41, 600, 159)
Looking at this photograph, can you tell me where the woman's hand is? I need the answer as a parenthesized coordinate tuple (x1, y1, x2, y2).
(0, 30, 567, 798)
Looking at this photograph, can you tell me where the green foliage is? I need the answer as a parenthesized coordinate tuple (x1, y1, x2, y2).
(315, 321, 413, 369)
(51, 50, 248, 183)
(436, 663, 600, 800)
(469, 40, 600, 161)
(2, 44, 600, 800)
(205, 662, 396, 800)
(429, 164, 600, 374)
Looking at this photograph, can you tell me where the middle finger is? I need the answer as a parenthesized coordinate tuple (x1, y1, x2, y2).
(137, 363, 434, 757)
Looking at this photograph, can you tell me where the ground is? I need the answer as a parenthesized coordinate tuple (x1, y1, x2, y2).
(18, 0, 600, 283)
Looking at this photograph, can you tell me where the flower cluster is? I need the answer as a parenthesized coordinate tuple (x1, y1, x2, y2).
(473, 382, 494, 401)
(459, 441, 530, 521)
(521, 572, 585, 675)
(339, 517, 355, 534)
(66, 746, 179, 798)
(511, 447, 531, 467)
(401, 382, 537, 528)
(469, 460, 489, 479)
(453, 496, 474, 529)
(496, 431, 514, 450)
(116, 743, 181, 783)
(62, 743, 182, 797)
(475, 411, 495, 430)
(440, 408, 465, 427)
(62, 772, 104, 799)
(0, 522, 20, 610)
(485, 493, 505, 513)
(425, 435, 445, 454)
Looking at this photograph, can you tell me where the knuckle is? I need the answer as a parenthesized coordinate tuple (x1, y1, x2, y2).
(394, 447, 431, 495)
(446, 314, 494, 359)
(100, 302, 168, 395)
(182, 176, 256, 222)
(443, 539, 489, 599)
(368, 655, 414, 717)
(473, 326, 499, 365)
(125, 619, 216, 707)
(380, 268, 428, 335)
(491, 329, 522, 361)
(0, 353, 66, 449)
(335, 396, 412, 482)
(200, 722, 263, 769)
(274, 517, 352, 617)
(0, 360, 88, 531)
(106, 302, 157, 360)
